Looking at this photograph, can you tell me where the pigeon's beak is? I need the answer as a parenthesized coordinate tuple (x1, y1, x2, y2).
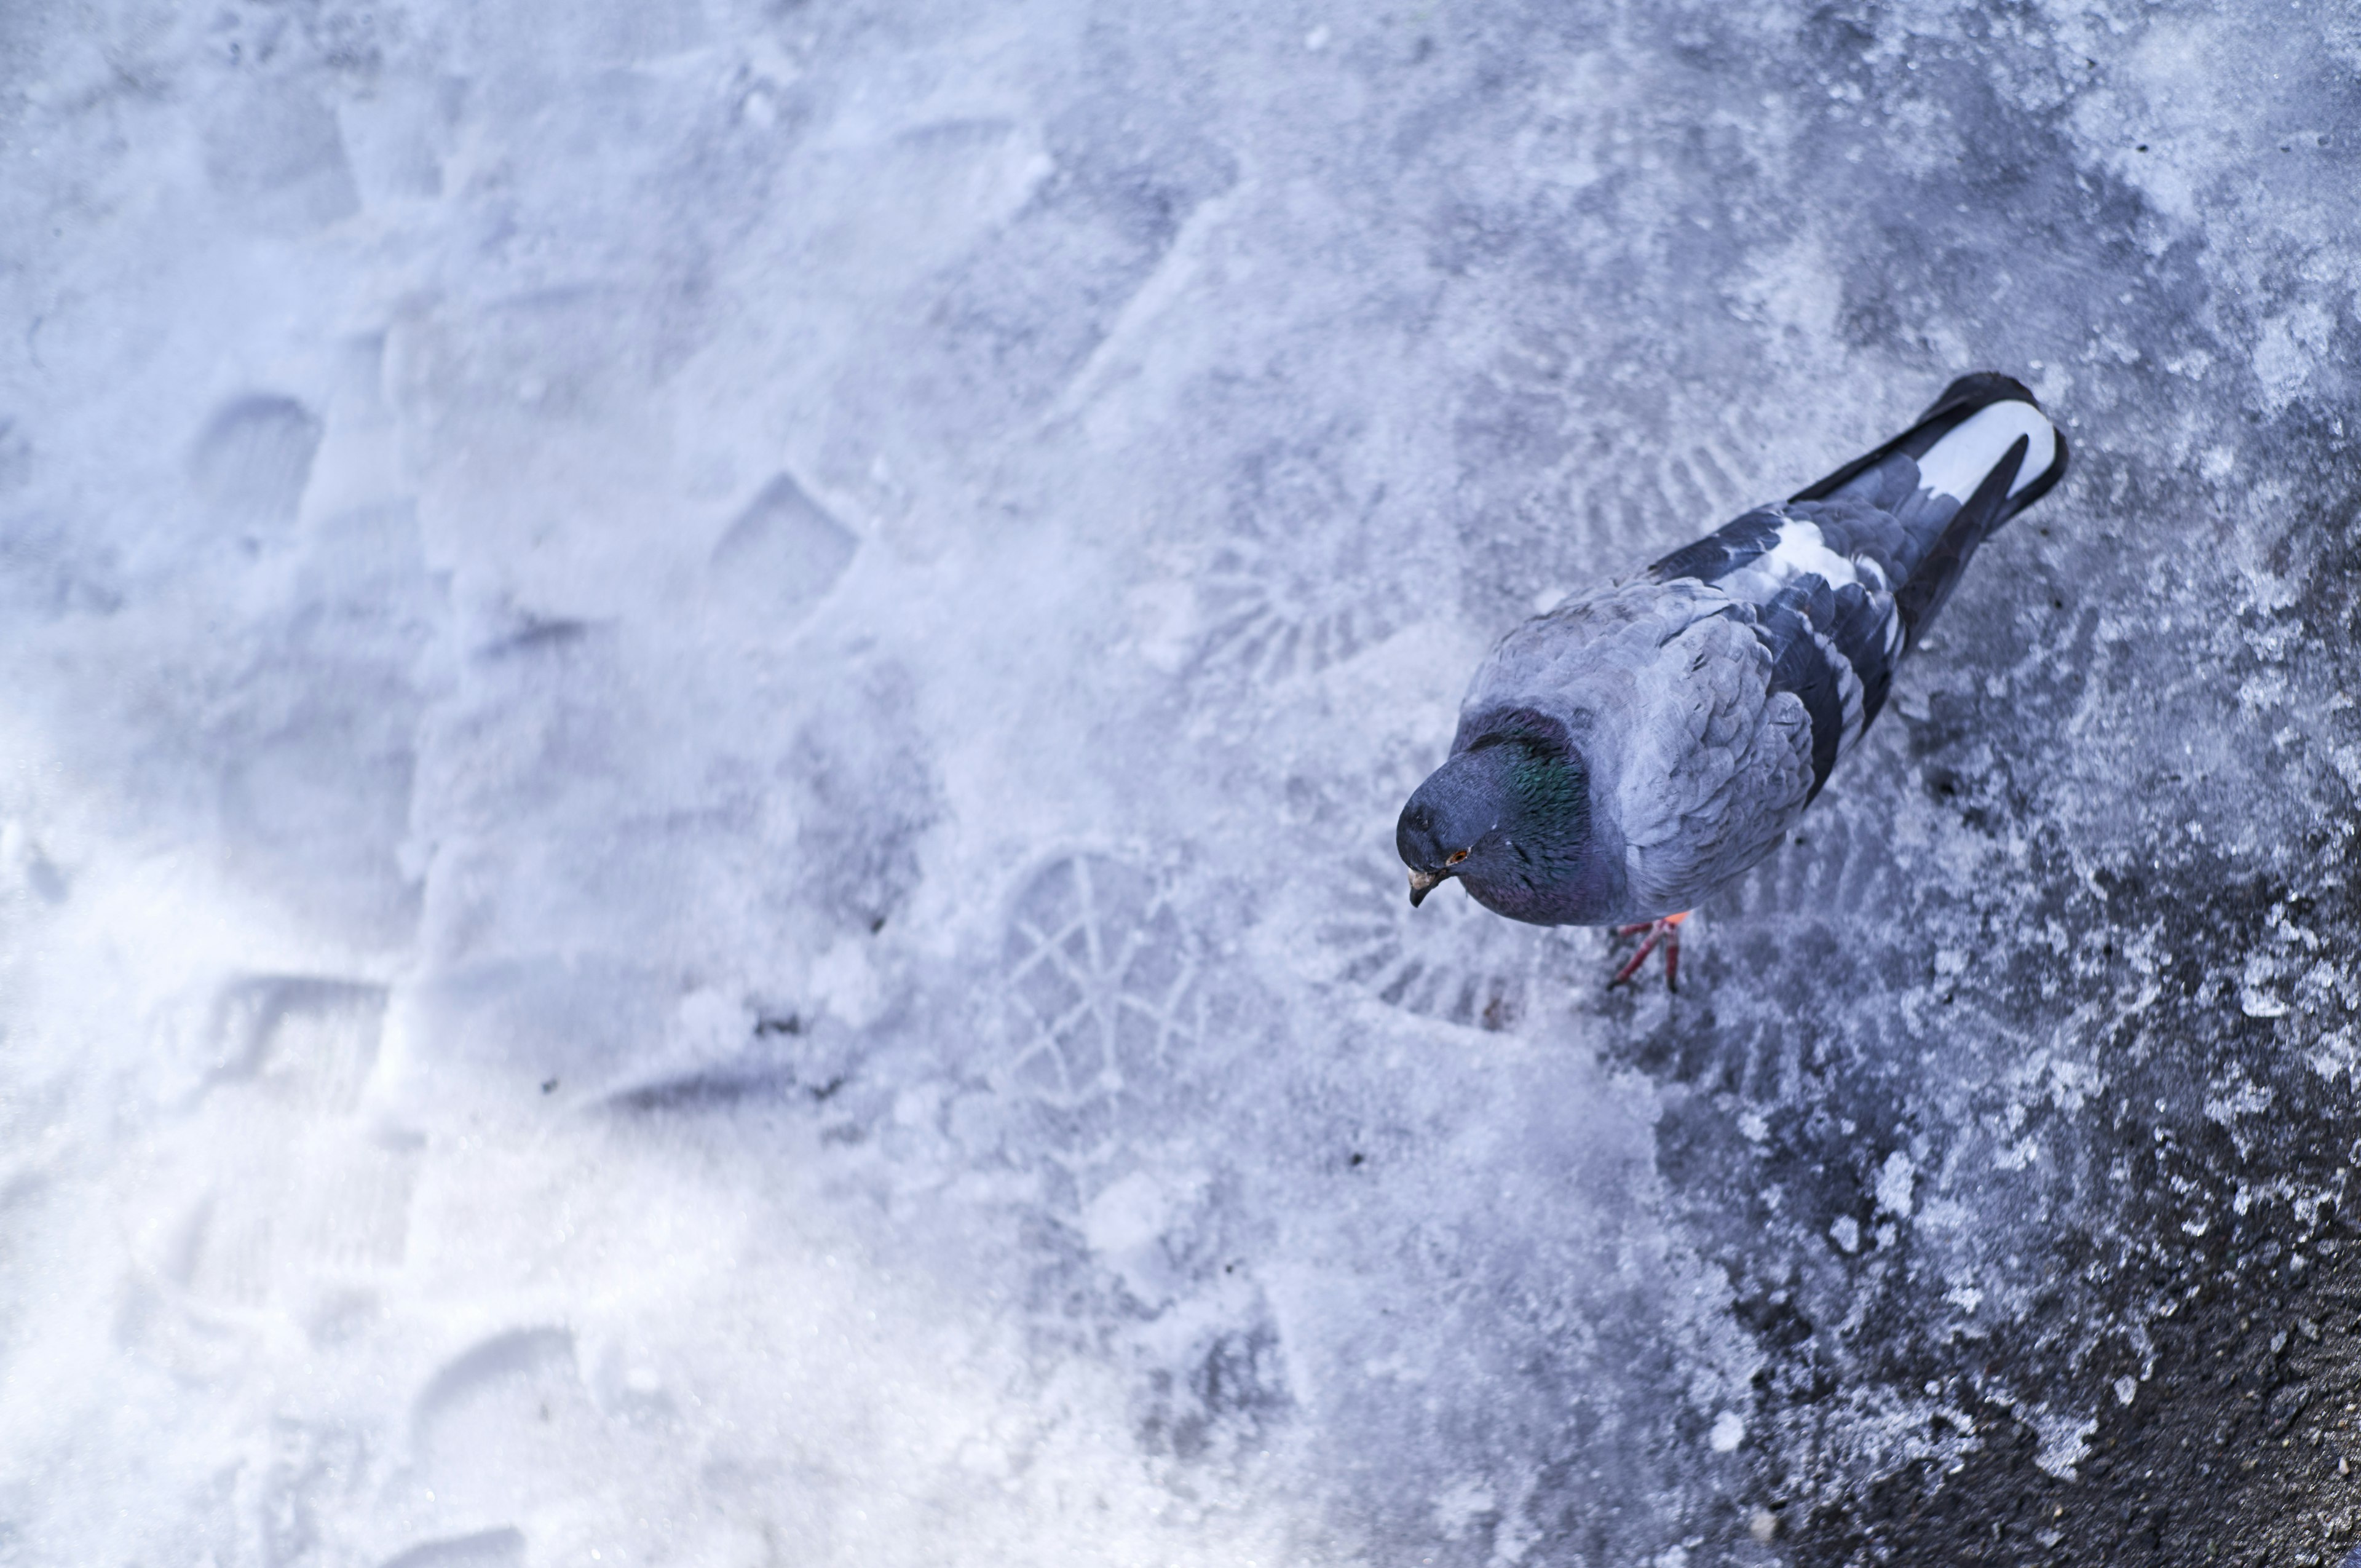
(1407, 868, 1447, 907)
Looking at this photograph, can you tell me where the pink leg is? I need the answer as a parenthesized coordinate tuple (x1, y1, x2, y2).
(1608, 912, 1691, 992)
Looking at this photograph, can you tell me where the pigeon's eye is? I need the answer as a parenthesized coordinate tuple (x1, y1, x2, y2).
(1447, 849, 1469, 865)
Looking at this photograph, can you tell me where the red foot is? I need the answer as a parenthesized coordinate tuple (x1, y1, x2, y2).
(1609, 912, 1690, 992)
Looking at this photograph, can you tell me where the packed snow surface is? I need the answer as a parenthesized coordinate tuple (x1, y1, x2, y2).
(2, 1, 2359, 1564)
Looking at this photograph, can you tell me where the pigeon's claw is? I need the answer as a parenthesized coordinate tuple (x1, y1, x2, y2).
(1608, 912, 1690, 992)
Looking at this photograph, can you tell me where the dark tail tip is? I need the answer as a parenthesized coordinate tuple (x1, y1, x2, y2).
(1920, 371, 2041, 422)
(1791, 368, 2067, 520)
(2009, 422, 2070, 517)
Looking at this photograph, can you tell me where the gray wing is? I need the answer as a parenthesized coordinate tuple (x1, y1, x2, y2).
(1613, 605, 1814, 916)
(1647, 504, 1897, 801)
(1461, 577, 1815, 919)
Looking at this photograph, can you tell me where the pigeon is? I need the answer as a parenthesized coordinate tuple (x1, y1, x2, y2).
(1396, 373, 2067, 989)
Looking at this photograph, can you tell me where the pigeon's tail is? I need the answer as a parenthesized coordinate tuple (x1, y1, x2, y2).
(1640, 374, 2067, 798)
(1790, 373, 2068, 645)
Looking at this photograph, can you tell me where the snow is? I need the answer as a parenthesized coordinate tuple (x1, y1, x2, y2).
(3, 0, 2359, 1562)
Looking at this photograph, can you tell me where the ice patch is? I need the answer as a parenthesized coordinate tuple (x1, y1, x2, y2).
(2205, 1074, 2276, 1124)
(1875, 1150, 1916, 1219)
(2029, 1408, 2098, 1480)
(1431, 1476, 1497, 1539)
(2252, 304, 2334, 411)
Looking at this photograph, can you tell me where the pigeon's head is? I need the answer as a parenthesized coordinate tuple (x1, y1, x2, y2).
(1396, 729, 1592, 911)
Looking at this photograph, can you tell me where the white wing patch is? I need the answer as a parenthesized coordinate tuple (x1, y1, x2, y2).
(1813, 624, 1867, 754)
(1699, 513, 1896, 770)
(1708, 514, 1903, 677)
(1714, 518, 1864, 604)
(1916, 400, 2057, 502)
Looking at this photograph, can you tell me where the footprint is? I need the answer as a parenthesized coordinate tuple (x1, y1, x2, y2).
(1660, 437, 1756, 526)
(211, 978, 389, 1112)
(927, 142, 1234, 430)
(1190, 443, 1412, 689)
(378, 1529, 526, 1568)
(1192, 536, 1399, 686)
(708, 472, 858, 626)
(411, 1329, 580, 1431)
(246, 1419, 369, 1567)
(190, 395, 323, 536)
(203, 79, 360, 232)
(1723, 807, 1905, 948)
(1000, 855, 1201, 1191)
(1564, 429, 1770, 567)
(1136, 1319, 1292, 1467)
(1456, 339, 1778, 619)
(1311, 850, 1588, 1031)
(787, 659, 938, 938)
(159, 978, 418, 1313)
(1000, 860, 1305, 1483)
(406, 1329, 608, 1527)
